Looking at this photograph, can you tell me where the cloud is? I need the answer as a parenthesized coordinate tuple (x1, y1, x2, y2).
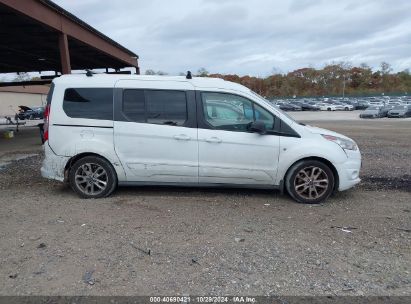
(288, 0, 324, 12)
(53, 0, 411, 75)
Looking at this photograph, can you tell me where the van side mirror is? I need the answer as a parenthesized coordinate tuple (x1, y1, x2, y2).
(248, 120, 266, 135)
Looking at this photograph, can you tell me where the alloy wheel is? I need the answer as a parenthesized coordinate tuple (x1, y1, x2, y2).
(294, 166, 329, 200)
(74, 163, 108, 196)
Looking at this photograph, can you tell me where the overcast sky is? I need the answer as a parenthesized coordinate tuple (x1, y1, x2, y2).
(53, 0, 411, 76)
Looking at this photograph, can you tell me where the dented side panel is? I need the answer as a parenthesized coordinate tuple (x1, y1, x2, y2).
(41, 142, 70, 182)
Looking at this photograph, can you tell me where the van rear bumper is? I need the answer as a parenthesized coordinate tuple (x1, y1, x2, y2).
(41, 142, 69, 182)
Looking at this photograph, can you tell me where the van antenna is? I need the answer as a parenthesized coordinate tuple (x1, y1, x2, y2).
(186, 71, 192, 79)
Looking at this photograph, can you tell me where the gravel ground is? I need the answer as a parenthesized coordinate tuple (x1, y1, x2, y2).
(0, 120, 410, 296)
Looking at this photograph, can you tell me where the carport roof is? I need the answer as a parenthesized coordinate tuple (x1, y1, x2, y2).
(0, 0, 139, 74)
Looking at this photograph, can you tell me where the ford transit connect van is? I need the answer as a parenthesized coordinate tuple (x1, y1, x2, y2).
(41, 74, 361, 203)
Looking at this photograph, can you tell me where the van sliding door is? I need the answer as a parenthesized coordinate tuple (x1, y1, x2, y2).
(113, 80, 198, 184)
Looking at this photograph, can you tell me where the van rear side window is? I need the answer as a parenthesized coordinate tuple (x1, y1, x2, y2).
(122, 89, 187, 126)
(63, 88, 113, 120)
(123, 89, 145, 122)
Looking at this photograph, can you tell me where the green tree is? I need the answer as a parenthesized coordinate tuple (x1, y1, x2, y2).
(380, 62, 393, 92)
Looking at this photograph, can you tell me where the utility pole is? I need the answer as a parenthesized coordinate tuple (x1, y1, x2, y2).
(342, 74, 346, 99)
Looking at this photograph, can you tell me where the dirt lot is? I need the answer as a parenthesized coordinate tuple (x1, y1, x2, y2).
(0, 117, 410, 296)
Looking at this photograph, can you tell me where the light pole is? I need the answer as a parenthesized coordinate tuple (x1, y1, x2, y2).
(342, 74, 346, 99)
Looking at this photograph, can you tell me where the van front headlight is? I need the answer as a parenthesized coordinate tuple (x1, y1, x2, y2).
(322, 134, 358, 151)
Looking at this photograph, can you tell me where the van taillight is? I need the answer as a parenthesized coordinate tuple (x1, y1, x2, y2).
(43, 104, 50, 142)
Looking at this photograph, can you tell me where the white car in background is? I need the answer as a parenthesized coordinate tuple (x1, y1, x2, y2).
(341, 104, 354, 111)
(317, 103, 338, 111)
(333, 104, 346, 111)
(369, 101, 385, 107)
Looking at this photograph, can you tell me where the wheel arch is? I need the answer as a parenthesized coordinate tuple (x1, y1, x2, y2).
(64, 152, 118, 182)
(282, 156, 339, 193)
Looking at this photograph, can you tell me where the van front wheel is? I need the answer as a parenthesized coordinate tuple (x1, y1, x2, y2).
(285, 160, 335, 204)
(69, 156, 117, 199)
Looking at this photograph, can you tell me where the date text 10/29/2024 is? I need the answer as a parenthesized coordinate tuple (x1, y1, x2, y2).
(150, 296, 257, 303)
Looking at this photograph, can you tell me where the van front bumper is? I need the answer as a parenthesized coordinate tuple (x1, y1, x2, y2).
(41, 143, 69, 182)
(335, 151, 362, 191)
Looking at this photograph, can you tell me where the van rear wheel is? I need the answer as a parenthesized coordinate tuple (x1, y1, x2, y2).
(69, 156, 117, 199)
(285, 160, 335, 204)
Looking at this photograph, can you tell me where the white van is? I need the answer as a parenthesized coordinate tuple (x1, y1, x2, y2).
(41, 74, 361, 204)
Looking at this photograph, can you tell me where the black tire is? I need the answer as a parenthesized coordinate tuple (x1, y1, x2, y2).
(285, 160, 335, 204)
(69, 156, 117, 199)
(327, 108, 331, 111)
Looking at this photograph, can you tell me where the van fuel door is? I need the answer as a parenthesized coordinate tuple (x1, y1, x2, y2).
(80, 129, 94, 139)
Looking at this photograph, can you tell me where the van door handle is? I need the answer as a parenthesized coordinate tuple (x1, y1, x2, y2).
(173, 134, 191, 141)
(205, 137, 222, 143)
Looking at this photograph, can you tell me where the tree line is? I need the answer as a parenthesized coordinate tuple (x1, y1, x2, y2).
(4, 62, 410, 99)
(147, 63, 411, 98)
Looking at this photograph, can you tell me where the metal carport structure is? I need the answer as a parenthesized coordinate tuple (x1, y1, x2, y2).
(0, 0, 139, 75)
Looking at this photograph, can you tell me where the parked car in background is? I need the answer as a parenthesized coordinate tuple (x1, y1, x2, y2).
(301, 100, 320, 111)
(368, 101, 385, 107)
(274, 103, 290, 111)
(270, 96, 411, 112)
(17, 106, 44, 120)
(359, 106, 385, 118)
(41, 74, 361, 204)
(317, 103, 337, 111)
(388, 99, 402, 105)
(289, 103, 303, 111)
(306, 101, 319, 107)
(355, 100, 370, 110)
(323, 101, 345, 111)
(388, 103, 403, 109)
(276, 102, 302, 111)
(387, 105, 411, 118)
(290, 101, 320, 111)
(337, 102, 354, 111)
(380, 106, 393, 117)
(341, 100, 368, 110)
(303, 102, 320, 111)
